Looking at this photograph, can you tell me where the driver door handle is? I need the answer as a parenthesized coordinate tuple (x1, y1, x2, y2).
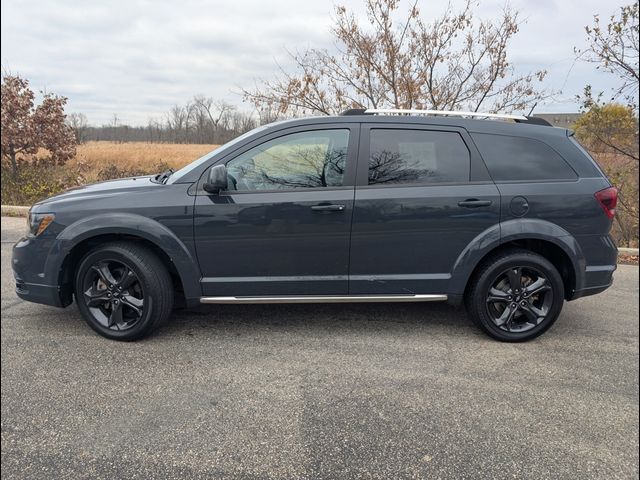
(311, 204, 345, 212)
(458, 199, 492, 208)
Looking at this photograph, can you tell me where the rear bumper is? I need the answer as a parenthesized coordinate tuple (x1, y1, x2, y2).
(570, 282, 612, 300)
(568, 233, 617, 300)
(569, 264, 616, 300)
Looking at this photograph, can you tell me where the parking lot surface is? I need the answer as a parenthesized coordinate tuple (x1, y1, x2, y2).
(1, 216, 638, 479)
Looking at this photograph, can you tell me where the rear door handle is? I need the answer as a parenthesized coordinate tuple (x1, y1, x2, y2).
(458, 199, 492, 208)
(311, 204, 345, 212)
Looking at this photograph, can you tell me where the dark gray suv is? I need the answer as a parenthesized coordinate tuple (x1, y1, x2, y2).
(12, 109, 618, 342)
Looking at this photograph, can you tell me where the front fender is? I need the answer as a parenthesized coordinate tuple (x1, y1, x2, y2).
(45, 213, 201, 304)
(449, 218, 585, 297)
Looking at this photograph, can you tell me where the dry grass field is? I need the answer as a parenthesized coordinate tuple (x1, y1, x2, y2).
(1, 141, 219, 206)
(69, 141, 219, 179)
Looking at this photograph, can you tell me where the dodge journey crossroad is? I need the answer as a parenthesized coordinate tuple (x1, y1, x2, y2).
(12, 109, 618, 342)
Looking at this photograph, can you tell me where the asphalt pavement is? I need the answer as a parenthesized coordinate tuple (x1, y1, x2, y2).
(1, 216, 638, 479)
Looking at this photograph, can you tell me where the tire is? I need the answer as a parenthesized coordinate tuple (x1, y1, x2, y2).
(74, 242, 174, 341)
(465, 249, 564, 342)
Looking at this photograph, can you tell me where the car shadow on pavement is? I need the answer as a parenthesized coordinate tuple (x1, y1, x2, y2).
(4, 296, 479, 341)
(158, 302, 476, 339)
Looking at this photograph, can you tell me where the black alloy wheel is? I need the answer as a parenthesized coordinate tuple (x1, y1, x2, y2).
(485, 266, 553, 333)
(466, 249, 564, 342)
(82, 260, 145, 331)
(74, 242, 174, 341)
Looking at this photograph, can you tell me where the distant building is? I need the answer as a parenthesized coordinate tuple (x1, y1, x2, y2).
(535, 113, 582, 129)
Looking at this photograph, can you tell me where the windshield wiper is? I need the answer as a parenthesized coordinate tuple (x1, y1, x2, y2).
(153, 168, 174, 184)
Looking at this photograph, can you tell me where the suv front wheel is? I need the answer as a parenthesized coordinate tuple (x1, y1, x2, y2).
(466, 250, 565, 342)
(74, 242, 173, 341)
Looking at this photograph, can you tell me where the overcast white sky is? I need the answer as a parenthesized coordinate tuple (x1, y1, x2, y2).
(1, 0, 630, 125)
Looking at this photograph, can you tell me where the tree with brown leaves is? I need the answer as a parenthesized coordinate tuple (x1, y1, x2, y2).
(573, 103, 639, 246)
(1, 74, 76, 177)
(573, 2, 639, 246)
(243, 0, 547, 116)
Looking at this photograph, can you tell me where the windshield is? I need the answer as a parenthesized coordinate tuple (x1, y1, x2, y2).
(167, 126, 269, 184)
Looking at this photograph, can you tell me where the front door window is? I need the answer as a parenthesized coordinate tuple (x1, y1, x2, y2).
(225, 129, 350, 191)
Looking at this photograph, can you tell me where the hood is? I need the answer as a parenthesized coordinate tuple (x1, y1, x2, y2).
(33, 176, 160, 208)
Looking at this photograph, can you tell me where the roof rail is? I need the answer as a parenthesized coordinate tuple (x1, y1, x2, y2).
(341, 108, 371, 116)
(514, 116, 553, 126)
(364, 108, 527, 121)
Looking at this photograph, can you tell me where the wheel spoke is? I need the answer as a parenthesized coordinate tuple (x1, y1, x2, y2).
(524, 277, 550, 297)
(84, 286, 110, 307)
(520, 303, 545, 325)
(118, 269, 138, 290)
(505, 308, 519, 331)
(92, 263, 117, 287)
(494, 305, 517, 328)
(506, 267, 523, 292)
(121, 295, 143, 317)
(487, 287, 510, 303)
(108, 303, 123, 327)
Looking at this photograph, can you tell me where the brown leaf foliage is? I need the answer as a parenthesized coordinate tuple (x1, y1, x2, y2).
(1, 74, 76, 176)
(574, 103, 639, 246)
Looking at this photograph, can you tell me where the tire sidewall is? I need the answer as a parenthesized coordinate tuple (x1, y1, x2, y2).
(472, 253, 565, 342)
(75, 247, 156, 341)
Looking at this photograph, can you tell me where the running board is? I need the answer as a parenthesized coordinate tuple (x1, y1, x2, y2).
(200, 294, 448, 304)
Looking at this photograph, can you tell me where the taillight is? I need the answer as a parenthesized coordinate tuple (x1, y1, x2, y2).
(594, 187, 618, 219)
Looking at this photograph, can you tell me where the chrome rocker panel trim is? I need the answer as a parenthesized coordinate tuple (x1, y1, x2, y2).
(200, 294, 448, 304)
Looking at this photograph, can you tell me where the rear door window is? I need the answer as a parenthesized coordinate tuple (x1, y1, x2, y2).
(367, 129, 470, 185)
(472, 133, 578, 182)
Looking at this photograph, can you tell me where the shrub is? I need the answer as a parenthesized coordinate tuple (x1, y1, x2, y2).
(95, 161, 171, 182)
(0, 165, 83, 205)
(1, 160, 173, 206)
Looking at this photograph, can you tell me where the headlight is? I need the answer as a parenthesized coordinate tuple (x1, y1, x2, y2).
(27, 212, 55, 237)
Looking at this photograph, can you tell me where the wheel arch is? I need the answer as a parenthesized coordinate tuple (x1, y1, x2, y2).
(47, 213, 201, 307)
(450, 219, 585, 301)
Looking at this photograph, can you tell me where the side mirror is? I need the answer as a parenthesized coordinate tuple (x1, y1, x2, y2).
(203, 165, 228, 194)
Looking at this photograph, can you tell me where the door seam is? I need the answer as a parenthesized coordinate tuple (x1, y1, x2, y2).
(346, 124, 363, 295)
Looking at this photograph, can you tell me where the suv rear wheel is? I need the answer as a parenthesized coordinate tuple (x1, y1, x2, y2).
(466, 250, 564, 342)
(74, 242, 173, 341)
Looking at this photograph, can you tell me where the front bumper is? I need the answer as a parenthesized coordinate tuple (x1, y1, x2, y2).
(14, 279, 66, 307)
(12, 235, 69, 308)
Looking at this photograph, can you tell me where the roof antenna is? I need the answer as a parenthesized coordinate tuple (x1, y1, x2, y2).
(527, 102, 538, 117)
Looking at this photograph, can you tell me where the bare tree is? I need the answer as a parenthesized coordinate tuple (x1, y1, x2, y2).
(193, 96, 236, 143)
(256, 104, 285, 125)
(166, 105, 190, 143)
(230, 110, 257, 134)
(109, 113, 121, 128)
(77, 99, 267, 144)
(576, 1, 639, 111)
(188, 101, 210, 143)
(145, 118, 163, 143)
(243, 0, 547, 115)
(67, 112, 89, 144)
